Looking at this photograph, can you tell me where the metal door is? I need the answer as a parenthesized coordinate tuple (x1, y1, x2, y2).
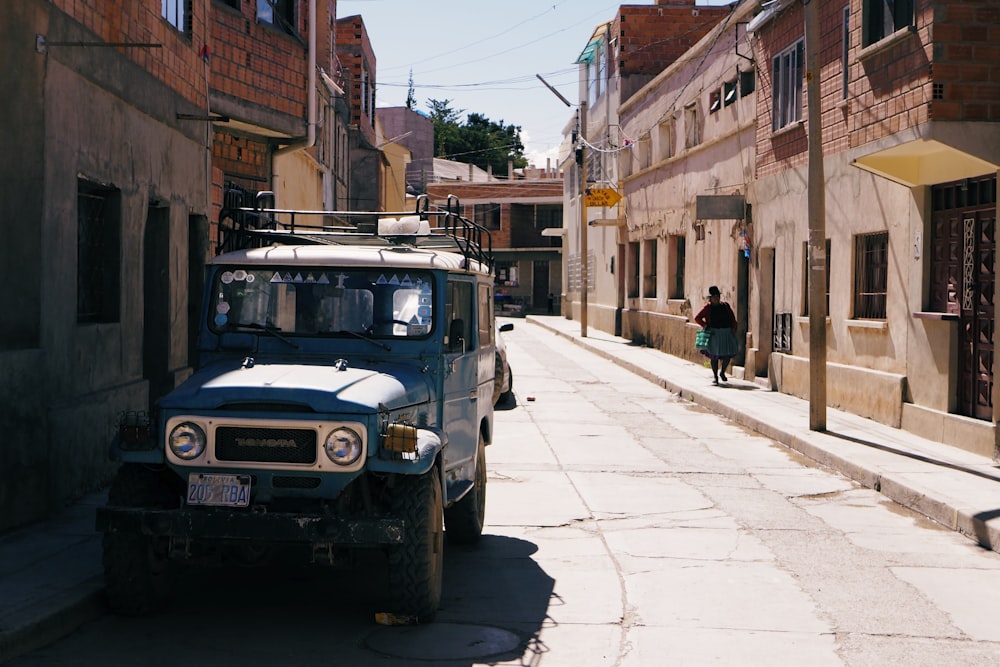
(930, 177, 997, 420)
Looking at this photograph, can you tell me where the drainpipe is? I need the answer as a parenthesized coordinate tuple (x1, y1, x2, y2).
(271, 0, 317, 201)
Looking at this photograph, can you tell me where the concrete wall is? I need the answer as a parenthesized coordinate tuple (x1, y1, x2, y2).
(1, 2, 208, 531)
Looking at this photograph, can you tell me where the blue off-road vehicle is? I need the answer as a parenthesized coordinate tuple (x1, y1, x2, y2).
(96, 196, 497, 622)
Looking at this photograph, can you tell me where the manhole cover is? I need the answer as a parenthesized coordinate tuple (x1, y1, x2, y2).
(365, 622, 521, 661)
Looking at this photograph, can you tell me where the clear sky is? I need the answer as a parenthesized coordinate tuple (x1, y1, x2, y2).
(339, 0, 732, 170)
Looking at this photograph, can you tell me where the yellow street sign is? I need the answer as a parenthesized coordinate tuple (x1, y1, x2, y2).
(584, 187, 622, 208)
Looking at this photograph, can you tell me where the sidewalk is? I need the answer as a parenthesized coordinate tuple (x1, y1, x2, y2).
(1, 315, 999, 663)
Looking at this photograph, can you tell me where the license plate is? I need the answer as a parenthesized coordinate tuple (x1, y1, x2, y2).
(187, 473, 251, 507)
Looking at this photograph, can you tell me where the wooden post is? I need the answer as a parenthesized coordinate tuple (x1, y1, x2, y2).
(804, 0, 827, 431)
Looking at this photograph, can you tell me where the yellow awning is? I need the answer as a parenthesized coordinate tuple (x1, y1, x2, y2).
(851, 139, 998, 187)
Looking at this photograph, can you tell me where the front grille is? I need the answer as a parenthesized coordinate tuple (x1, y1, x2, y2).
(273, 475, 321, 489)
(216, 427, 316, 464)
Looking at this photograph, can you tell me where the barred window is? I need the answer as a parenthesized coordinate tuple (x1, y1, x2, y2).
(77, 179, 121, 324)
(853, 232, 888, 319)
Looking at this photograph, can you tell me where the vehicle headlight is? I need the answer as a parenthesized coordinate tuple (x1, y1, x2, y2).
(324, 427, 363, 466)
(169, 422, 206, 460)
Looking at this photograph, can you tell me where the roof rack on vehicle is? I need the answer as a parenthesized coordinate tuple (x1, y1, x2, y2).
(217, 192, 493, 272)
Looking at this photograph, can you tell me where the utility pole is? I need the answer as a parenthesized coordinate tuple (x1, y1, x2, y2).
(579, 101, 589, 338)
(804, 0, 827, 430)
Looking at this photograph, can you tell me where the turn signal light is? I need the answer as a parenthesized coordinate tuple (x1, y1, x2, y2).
(384, 423, 417, 453)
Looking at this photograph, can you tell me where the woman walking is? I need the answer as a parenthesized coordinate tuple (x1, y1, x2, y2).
(694, 285, 739, 384)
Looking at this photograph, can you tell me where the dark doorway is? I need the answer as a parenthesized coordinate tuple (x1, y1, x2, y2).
(532, 260, 550, 314)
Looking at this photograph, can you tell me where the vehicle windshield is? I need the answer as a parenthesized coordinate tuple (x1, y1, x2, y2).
(209, 267, 434, 338)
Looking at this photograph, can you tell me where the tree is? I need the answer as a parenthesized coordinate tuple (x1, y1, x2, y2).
(405, 69, 416, 111)
(426, 98, 527, 175)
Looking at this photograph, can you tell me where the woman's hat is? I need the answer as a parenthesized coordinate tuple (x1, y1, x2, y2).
(707, 285, 721, 297)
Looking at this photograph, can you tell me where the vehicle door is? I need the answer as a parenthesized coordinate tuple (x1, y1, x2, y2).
(442, 277, 479, 480)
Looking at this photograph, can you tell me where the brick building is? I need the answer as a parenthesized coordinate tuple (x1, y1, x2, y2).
(336, 14, 381, 211)
(749, 0, 1000, 454)
(428, 172, 564, 315)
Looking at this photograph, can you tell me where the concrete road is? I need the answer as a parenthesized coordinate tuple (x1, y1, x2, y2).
(8, 320, 1000, 666)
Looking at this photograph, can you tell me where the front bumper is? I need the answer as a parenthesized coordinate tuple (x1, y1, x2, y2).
(96, 506, 404, 545)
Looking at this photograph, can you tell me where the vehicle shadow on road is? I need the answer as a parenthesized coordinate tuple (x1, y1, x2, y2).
(364, 534, 555, 664)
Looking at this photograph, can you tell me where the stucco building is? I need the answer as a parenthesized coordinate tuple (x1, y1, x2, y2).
(616, 1, 757, 361)
(562, 0, 735, 336)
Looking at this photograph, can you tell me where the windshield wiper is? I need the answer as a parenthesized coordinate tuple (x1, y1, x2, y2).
(333, 330, 391, 351)
(231, 322, 300, 349)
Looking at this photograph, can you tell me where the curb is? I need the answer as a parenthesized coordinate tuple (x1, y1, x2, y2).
(0, 578, 105, 665)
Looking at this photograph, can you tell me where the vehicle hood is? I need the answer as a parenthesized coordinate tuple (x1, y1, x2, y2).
(160, 358, 431, 413)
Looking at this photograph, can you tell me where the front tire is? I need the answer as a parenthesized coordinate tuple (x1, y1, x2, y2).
(445, 435, 486, 544)
(102, 464, 177, 616)
(387, 470, 444, 622)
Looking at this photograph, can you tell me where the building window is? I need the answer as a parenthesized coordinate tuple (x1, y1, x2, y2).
(587, 40, 607, 107)
(627, 241, 640, 298)
(642, 239, 657, 298)
(863, 0, 913, 47)
(684, 103, 700, 148)
(637, 133, 651, 170)
(534, 205, 561, 230)
(723, 79, 738, 107)
(853, 232, 888, 319)
(668, 234, 685, 299)
(842, 6, 851, 99)
(772, 39, 804, 131)
(162, 0, 192, 33)
(802, 240, 831, 316)
(215, 0, 240, 9)
(496, 261, 518, 287)
(657, 118, 674, 162)
(619, 147, 633, 179)
(474, 204, 501, 230)
(258, 0, 295, 31)
(709, 89, 722, 114)
(739, 70, 755, 98)
(77, 179, 121, 324)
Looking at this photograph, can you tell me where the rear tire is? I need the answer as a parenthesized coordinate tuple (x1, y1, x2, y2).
(499, 368, 514, 405)
(102, 465, 177, 616)
(387, 470, 444, 622)
(445, 435, 486, 544)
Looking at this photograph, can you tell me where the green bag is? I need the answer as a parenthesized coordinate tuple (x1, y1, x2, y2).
(695, 329, 712, 350)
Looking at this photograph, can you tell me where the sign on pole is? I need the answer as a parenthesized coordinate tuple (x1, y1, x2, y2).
(584, 187, 621, 208)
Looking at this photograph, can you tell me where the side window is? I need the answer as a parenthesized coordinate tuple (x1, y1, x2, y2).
(445, 280, 475, 352)
(478, 284, 493, 347)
